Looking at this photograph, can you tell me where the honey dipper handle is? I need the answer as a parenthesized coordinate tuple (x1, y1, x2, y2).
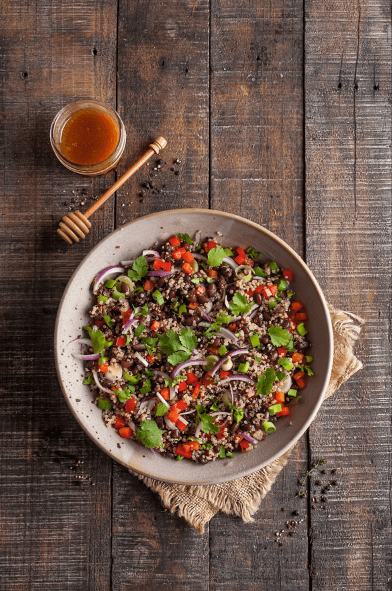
(83, 137, 167, 219)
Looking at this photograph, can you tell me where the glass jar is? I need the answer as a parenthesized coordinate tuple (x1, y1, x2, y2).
(50, 98, 126, 176)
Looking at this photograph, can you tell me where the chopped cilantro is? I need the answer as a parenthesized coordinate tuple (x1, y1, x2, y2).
(210, 399, 219, 411)
(207, 245, 227, 267)
(215, 310, 232, 325)
(269, 261, 279, 272)
(226, 451, 235, 458)
(123, 372, 140, 384)
(103, 315, 114, 328)
(139, 378, 152, 394)
(98, 398, 112, 410)
(224, 248, 233, 257)
(287, 291, 294, 298)
(229, 292, 253, 316)
(191, 278, 204, 284)
(233, 407, 244, 423)
(254, 356, 262, 363)
(176, 455, 184, 461)
(267, 326, 291, 347)
(141, 337, 158, 355)
(305, 365, 314, 376)
(256, 367, 275, 396)
(286, 337, 294, 352)
(178, 233, 193, 244)
(188, 436, 203, 443)
(84, 326, 113, 354)
(135, 323, 145, 339)
(254, 266, 268, 277)
(269, 301, 277, 310)
(137, 420, 163, 448)
(196, 406, 220, 435)
(246, 247, 262, 259)
(83, 374, 94, 385)
(275, 370, 286, 381)
(159, 328, 197, 365)
(127, 256, 148, 282)
(306, 356, 313, 363)
(116, 387, 133, 403)
(135, 303, 148, 316)
(177, 304, 187, 315)
(155, 402, 168, 417)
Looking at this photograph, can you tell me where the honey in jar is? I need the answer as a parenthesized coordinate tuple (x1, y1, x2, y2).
(50, 99, 126, 176)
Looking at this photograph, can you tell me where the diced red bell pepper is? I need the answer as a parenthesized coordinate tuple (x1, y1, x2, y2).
(147, 354, 155, 364)
(275, 391, 285, 403)
(240, 440, 250, 452)
(292, 352, 304, 364)
(114, 416, 127, 430)
(176, 419, 187, 431)
(161, 260, 172, 272)
(220, 370, 230, 379)
(296, 378, 306, 389)
(277, 348, 286, 358)
(216, 424, 227, 440)
(208, 269, 218, 278)
(177, 380, 187, 392)
(234, 255, 246, 265)
(254, 285, 263, 294)
(95, 319, 104, 328)
(122, 309, 132, 324)
(189, 441, 200, 451)
(172, 247, 186, 260)
(291, 301, 303, 312)
(247, 289, 254, 297)
(168, 409, 180, 423)
(188, 302, 198, 310)
(195, 285, 206, 295)
(293, 371, 305, 383)
(283, 269, 293, 281)
(160, 388, 170, 400)
(116, 336, 127, 347)
(203, 241, 217, 252)
(143, 279, 154, 291)
(152, 258, 162, 270)
(182, 262, 194, 274)
(192, 383, 201, 398)
(260, 286, 273, 298)
(176, 443, 192, 458)
(182, 251, 194, 264)
(151, 320, 160, 331)
(175, 400, 188, 411)
(230, 323, 236, 331)
(295, 312, 308, 322)
(276, 406, 291, 417)
(99, 363, 109, 373)
(201, 371, 214, 386)
(119, 426, 132, 438)
(207, 346, 219, 356)
(186, 372, 198, 384)
(125, 398, 135, 413)
(237, 247, 246, 258)
(269, 285, 278, 296)
(169, 236, 181, 247)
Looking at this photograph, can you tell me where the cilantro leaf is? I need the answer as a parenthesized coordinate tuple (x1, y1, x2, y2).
(305, 365, 314, 376)
(178, 233, 193, 244)
(210, 399, 219, 411)
(233, 407, 244, 423)
(155, 402, 168, 417)
(246, 247, 262, 259)
(229, 292, 253, 316)
(275, 370, 286, 381)
(168, 350, 191, 365)
(135, 323, 145, 339)
(199, 414, 220, 434)
(127, 256, 148, 281)
(179, 328, 198, 352)
(177, 304, 187, 315)
(269, 260, 279, 272)
(224, 248, 233, 257)
(84, 326, 113, 354)
(115, 387, 132, 403)
(286, 336, 294, 352)
(159, 330, 183, 354)
(141, 337, 158, 355)
(83, 374, 94, 385)
(268, 326, 291, 347)
(215, 310, 232, 325)
(254, 266, 268, 277)
(137, 420, 163, 448)
(135, 303, 148, 316)
(207, 246, 227, 267)
(278, 358, 294, 371)
(256, 368, 276, 396)
(205, 323, 221, 338)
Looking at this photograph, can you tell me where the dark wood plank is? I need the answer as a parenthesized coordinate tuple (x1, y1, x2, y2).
(305, 0, 392, 588)
(112, 1, 211, 589)
(209, 1, 309, 589)
(0, 2, 118, 589)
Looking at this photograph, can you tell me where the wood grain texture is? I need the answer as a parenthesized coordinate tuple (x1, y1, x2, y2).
(209, 1, 309, 589)
(111, 1, 211, 589)
(0, 1, 118, 589)
(305, 0, 392, 589)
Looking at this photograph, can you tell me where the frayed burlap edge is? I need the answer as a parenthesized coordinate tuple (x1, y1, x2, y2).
(129, 305, 364, 532)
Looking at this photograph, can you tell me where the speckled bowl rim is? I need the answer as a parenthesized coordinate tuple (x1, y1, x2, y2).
(55, 208, 333, 485)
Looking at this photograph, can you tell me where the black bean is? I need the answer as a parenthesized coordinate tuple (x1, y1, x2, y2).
(156, 417, 164, 429)
(157, 277, 165, 288)
(242, 325, 250, 335)
(197, 294, 209, 304)
(262, 310, 270, 321)
(269, 350, 278, 362)
(187, 294, 197, 303)
(261, 336, 269, 345)
(131, 366, 140, 375)
(185, 316, 196, 326)
(168, 289, 176, 300)
(212, 445, 220, 453)
(239, 354, 248, 363)
(91, 361, 98, 371)
(255, 315, 264, 327)
(164, 451, 175, 458)
(253, 292, 262, 305)
(121, 282, 131, 296)
(112, 305, 120, 314)
(229, 422, 239, 433)
(242, 423, 252, 432)
(121, 359, 134, 369)
(165, 244, 173, 253)
(207, 283, 217, 296)
(282, 319, 291, 329)
(222, 267, 233, 279)
(297, 340, 309, 350)
(199, 457, 208, 464)
(193, 315, 201, 324)
(95, 313, 103, 321)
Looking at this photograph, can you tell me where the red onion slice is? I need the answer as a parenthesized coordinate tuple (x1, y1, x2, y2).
(132, 343, 146, 351)
(153, 370, 170, 380)
(67, 336, 92, 347)
(177, 416, 188, 426)
(147, 270, 173, 277)
(92, 370, 114, 395)
(194, 230, 201, 246)
(135, 352, 149, 367)
(164, 416, 177, 430)
(210, 348, 249, 376)
(156, 393, 170, 409)
(230, 383, 234, 405)
(142, 249, 160, 258)
(220, 374, 256, 385)
(218, 327, 238, 343)
(200, 308, 211, 322)
(193, 253, 208, 262)
(72, 351, 100, 361)
(223, 256, 238, 270)
(240, 432, 257, 444)
(279, 375, 292, 393)
(93, 265, 125, 294)
(195, 421, 203, 439)
(123, 315, 137, 333)
(209, 411, 231, 417)
(224, 295, 230, 309)
(171, 359, 207, 379)
(121, 259, 135, 266)
(180, 409, 197, 416)
(244, 303, 259, 317)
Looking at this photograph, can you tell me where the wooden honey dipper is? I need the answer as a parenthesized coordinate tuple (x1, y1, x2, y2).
(57, 136, 167, 244)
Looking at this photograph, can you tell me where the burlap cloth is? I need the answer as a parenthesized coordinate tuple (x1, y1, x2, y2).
(130, 305, 363, 532)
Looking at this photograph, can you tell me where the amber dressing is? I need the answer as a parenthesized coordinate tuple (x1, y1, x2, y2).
(60, 108, 120, 166)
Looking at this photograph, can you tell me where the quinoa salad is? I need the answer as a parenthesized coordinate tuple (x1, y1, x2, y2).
(71, 232, 313, 463)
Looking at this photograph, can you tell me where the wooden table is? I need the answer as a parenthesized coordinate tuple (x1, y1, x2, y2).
(1, 1, 391, 589)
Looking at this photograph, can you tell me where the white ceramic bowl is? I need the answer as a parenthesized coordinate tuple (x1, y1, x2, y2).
(55, 209, 333, 485)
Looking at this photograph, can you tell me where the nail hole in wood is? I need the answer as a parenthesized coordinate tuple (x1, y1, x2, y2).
(354, 82, 358, 90)
(185, 67, 189, 73)
(374, 83, 379, 91)
(160, 60, 165, 68)
(22, 71, 28, 79)
(337, 82, 342, 89)
(93, 48, 98, 56)
(256, 56, 261, 61)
